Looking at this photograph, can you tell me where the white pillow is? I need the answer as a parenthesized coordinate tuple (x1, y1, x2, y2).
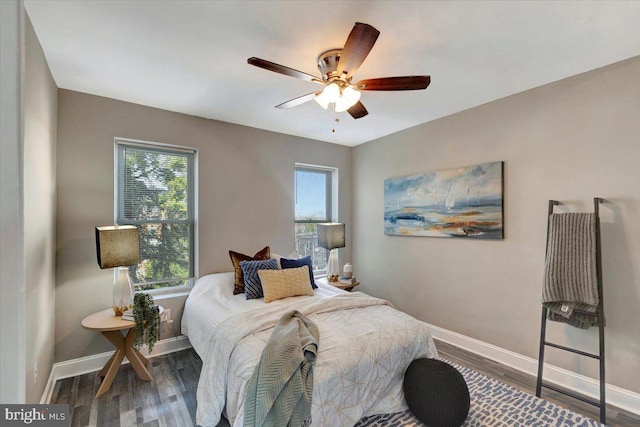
(270, 253, 283, 269)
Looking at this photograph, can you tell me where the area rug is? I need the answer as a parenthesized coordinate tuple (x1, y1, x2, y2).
(356, 360, 602, 427)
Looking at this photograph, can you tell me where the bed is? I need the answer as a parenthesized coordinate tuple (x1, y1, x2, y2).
(182, 272, 438, 427)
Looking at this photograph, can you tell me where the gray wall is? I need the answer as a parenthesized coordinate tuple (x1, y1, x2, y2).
(0, 0, 26, 404)
(0, 3, 56, 403)
(24, 12, 57, 403)
(353, 56, 640, 393)
(56, 90, 352, 362)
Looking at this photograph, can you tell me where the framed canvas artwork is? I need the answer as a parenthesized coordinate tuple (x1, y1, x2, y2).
(384, 161, 504, 239)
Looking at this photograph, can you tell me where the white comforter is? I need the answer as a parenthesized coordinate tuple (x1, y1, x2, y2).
(187, 275, 438, 427)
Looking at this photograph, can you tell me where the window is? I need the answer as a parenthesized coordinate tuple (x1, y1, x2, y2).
(116, 139, 196, 291)
(294, 165, 336, 274)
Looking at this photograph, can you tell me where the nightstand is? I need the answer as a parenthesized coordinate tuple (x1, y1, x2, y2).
(81, 307, 161, 397)
(317, 276, 360, 292)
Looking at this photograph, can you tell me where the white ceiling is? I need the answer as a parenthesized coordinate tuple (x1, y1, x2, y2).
(25, 1, 640, 147)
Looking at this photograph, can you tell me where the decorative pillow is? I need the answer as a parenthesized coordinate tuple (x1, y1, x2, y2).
(270, 253, 283, 269)
(229, 246, 270, 294)
(240, 258, 278, 300)
(280, 256, 317, 289)
(258, 267, 314, 303)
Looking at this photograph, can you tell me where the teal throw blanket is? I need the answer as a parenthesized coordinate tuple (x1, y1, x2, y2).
(243, 310, 319, 427)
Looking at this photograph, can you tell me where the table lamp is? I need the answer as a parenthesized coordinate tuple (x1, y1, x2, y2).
(317, 223, 345, 282)
(95, 225, 140, 315)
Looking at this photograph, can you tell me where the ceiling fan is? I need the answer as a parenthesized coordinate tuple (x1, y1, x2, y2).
(248, 22, 431, 119)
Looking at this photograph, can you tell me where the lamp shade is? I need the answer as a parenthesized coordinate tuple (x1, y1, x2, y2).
(317, 223, 345, 250)
(95, 225, 140, 269)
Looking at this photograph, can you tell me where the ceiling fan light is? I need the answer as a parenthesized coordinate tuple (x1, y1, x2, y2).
(344, 86, 361, 105)
(335, 87, 361, 112)
(314, 93, 329, 110)
(334, 97, 350, 113)
(322, 83, 341, 103)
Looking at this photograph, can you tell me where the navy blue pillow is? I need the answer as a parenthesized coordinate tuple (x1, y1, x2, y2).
(240, 258, 279, 299)
(280, 256, 317, 289)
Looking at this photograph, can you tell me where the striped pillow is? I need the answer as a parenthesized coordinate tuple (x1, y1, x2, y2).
(240, 258, 278, 300)
(258, 266, 314, 303)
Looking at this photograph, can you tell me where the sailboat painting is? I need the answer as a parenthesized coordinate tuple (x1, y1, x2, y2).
(384, 161, 504, 239)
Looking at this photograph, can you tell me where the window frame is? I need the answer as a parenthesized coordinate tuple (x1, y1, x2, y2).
(294, 163, 338, 276)
(114, 137, 198, 295)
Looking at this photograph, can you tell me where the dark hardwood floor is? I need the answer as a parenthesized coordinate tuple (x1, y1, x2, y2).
(50, 340, 639, 426)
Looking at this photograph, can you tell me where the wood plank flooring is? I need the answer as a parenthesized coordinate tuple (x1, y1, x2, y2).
(51, 349, 213, 427)
(50, 340, 640, 426)
(435, 340, 640, 427)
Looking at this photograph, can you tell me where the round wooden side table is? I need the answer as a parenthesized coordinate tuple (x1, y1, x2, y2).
(81, 308, 156, 397)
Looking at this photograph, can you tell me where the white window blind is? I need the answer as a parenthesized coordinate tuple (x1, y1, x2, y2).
(116, 141, 195, 291)
(294, 166, 334, 273)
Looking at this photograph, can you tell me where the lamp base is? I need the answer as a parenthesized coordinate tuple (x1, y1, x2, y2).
(112, 305, 131, 317)
(326, 249, 340, 282)
(113, 266, 134, 316)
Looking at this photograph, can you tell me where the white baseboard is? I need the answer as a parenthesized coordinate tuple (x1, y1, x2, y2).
(42, 326, 640, 417)
(41, 335, 191, 404)
(427, 323, 640, 416)
(40, 366, 57, 404)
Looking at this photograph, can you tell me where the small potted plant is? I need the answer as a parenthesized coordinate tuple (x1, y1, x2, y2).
(132, 293, 161, 352)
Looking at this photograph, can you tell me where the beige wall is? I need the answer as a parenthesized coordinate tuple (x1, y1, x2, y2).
(0, 5, 57, 403)
(24, 12, 58, 402)
(0, 0, 26, 403)
(353, 56, 640, 393)
(56, 90, 352, 362)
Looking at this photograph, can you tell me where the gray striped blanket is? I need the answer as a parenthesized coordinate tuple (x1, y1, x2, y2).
(243, 310, 319, 427)
(542, 212, 599, 329)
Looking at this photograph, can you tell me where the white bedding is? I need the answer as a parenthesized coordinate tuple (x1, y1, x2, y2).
(182, 272, 346, 358)
(182, 272, 438, 427)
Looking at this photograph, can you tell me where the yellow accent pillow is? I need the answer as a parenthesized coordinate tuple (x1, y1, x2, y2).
(258, 266, 314, 303)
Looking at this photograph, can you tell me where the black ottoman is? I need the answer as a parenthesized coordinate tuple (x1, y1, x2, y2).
(403, 358, 470, 427)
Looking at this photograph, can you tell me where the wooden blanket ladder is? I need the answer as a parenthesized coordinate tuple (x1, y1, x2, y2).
(535, 197, 606, 425)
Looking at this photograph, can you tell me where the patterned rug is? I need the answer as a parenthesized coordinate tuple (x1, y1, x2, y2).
(356, 360, 602, 427)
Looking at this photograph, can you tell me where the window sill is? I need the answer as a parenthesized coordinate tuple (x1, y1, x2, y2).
(146, 289, 191, 301)
(139, 283, 192, 300)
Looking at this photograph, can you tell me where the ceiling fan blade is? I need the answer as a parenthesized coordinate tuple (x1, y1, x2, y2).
(275, 92, 319, 109)
(355, 76, 431, 91)
(337, 23, 380, 77)
(347, 101, 368, 119)
(248, 57, 323, 84)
